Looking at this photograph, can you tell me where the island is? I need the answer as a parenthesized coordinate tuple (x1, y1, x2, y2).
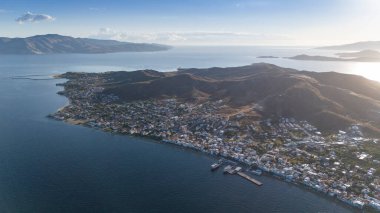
(50, 63, 380, 211)
(288, 54, 346, 61)
(0, 34, 171, 54)
(288, 53, 380, 62)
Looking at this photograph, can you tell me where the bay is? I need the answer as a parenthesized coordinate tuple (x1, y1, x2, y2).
(0, 46, 367, 212)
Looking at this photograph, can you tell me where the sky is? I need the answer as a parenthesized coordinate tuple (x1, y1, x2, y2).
(0, 0, 380, 46)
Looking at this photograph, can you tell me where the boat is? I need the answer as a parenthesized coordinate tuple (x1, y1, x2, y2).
(223, 165, 233, 174)
(251, 169, 263, 176)
(234, 167, 242, 173)
(211, 163, 221, 171)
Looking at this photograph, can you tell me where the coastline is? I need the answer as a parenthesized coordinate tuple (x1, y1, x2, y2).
(49, 72, 380, 212)
(50, 114, 365, 212)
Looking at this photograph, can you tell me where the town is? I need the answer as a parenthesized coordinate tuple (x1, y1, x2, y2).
(51, 73, 380, 211)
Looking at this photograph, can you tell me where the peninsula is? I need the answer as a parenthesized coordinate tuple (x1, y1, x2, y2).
(51, 63, 380, 211)
(0, 34, 171, 54)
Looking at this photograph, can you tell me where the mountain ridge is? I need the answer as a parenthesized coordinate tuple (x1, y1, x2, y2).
(0, 34, 171, 54)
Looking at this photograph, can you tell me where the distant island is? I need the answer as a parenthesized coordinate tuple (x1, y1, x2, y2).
(0, 34, 171, 54)
(51, 63, 380, 210)
(317, 41, 380, 51)
(288, 50, 380, 62)
(258, 49, 380, 62)
(288, 54, 345, 61)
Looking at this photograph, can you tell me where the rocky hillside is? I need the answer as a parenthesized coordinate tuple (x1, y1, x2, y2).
(64, 63, 380, 135)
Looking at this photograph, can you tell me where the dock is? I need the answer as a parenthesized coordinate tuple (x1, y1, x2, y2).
(237, 172, 263, 186)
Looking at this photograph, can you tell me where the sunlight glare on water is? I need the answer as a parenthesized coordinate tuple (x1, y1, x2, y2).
(347, 62, 380, 82)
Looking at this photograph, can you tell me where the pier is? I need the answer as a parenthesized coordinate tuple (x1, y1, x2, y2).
(237, 172, 263, 186)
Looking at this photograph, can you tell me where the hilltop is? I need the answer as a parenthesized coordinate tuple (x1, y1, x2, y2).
(0, 34, 171, 54)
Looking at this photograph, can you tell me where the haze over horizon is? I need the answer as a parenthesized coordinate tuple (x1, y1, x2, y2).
(1, 0, 380, 46)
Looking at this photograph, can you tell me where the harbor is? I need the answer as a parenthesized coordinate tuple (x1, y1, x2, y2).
(211, 160, 263, 187)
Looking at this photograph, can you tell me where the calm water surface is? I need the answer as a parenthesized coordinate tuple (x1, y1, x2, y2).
(0, 46, 370, 212)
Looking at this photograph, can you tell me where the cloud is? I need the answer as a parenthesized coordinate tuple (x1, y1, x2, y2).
(90, 28, 293, 45)
(16, 12, 55, 24)
(91, 28, 189, 43)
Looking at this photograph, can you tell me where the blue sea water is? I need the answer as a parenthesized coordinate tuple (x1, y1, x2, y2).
(0, 46, 369, 213)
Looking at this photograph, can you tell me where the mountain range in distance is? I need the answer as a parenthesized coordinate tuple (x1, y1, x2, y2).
(317, 41, 380, 51)
(285, 41, 380, 62)
(0, 34, 171, 54)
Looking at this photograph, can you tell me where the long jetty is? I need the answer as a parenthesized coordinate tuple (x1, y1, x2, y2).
(237, 172, 263, 186)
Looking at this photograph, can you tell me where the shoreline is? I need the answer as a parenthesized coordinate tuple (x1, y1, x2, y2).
(50, 72, 380, 212)
(49, 115, 367, 212)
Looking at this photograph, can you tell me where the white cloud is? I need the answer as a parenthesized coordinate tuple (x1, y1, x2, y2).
(90, 28, 293, 45)
(16, 12, 55, 24)
(94, 28, 128, 40)
(91, 28, 189, 43)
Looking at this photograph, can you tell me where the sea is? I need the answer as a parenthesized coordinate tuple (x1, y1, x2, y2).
(1, 46, 377, 213)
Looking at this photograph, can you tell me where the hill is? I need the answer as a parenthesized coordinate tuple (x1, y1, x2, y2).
(0, 34, 171, 54)
(74, 63, 380, 135)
